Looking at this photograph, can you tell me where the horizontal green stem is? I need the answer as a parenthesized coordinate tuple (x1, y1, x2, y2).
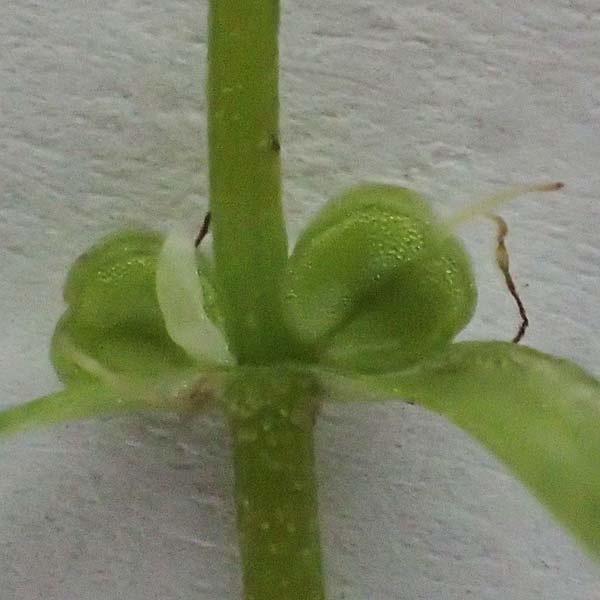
(363, 342, 600, 561)
(0, 385, 139, 436)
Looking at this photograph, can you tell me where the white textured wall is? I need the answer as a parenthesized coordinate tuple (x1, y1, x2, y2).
(2, 1, 600, 598)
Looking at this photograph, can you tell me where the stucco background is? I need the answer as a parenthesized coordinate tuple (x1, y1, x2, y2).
(1, 1, 600, 598)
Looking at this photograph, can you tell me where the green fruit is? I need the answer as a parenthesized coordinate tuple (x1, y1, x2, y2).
(283, 184, 477, 372)
(51, 230, 195, 385)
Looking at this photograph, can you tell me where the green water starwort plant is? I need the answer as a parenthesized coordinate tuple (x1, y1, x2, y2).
(3, 2, 600, 599)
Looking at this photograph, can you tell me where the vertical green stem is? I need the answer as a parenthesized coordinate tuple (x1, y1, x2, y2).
(225, 369, 326, 600)
(207, 3, 325, 597)
(207, 0, 290, 364)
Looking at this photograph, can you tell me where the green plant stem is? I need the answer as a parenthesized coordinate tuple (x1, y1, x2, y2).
(224, 369, 326, 600)
(0, 385, 140, 436)
(208, 3, 326, 597)
(207, 0, 290, 364)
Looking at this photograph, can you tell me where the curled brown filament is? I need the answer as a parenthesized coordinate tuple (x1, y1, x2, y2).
(448, 181, 564, 343)
(489, 214, 528, 343)
(195, 211, 212, 247)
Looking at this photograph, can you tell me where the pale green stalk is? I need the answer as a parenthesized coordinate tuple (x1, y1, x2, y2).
(224, 369, 326, 600)
(207, 2, 327, 599)
(0, 386, 139, 436)
(208, 0, 290, 365)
